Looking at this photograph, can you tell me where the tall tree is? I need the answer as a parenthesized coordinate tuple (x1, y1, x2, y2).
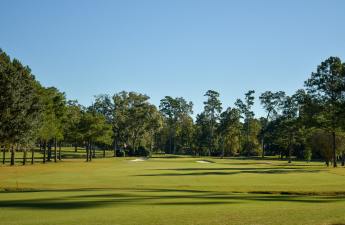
(64, 100, 84, 154)
(194, 112, 210, 156)
(111, 92, 127, 157)
(146, 105, 162, 157)
(235, 90, 255, 155)
(79, 110, 113, 161)
(276, 95, 299, 163)
(48, 87, 68, 162)
(39, 87, 65, 163)
(159, 96, 177, 154)
(304, 57, 345, 167)
(0, 49, 44, 165)
(93, 94, 118, 156)
(217, 107, 241, 158)
(126, 92, 151, 155)
(179, 114, 194, 156)
(203, 90, 222, 156)
(172, 97, 193, 154)
(259, 91, 285, 157)
(274, 92, 310, 163)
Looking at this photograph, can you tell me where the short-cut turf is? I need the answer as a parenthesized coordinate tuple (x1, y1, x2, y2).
(1, 147, 345, 224)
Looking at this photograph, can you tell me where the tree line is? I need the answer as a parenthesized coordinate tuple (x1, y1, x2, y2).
(1, 48, 344, 167)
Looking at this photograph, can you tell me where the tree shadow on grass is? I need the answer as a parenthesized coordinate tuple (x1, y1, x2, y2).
(154, 167, 321, 171)
(222, 157, 328, 165)
(136, 168, 321, 176)
(0, 189, 344, 210)
(151, 156, 188, 159)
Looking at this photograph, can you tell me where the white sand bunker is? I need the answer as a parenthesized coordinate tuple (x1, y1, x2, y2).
(261, 161, 275, 164)
(196, 160, 214, 163)
(124, 158, 148, 162)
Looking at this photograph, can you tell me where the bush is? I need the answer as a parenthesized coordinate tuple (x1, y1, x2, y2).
(121, 146, 150, 157)
(304, 147, 312, 162)
(136, 146, 150, 157)
(116, 148, 125, 157)
(124, 146, 134, 157)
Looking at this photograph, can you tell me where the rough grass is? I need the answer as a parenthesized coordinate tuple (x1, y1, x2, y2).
(1, 147, 345, 224)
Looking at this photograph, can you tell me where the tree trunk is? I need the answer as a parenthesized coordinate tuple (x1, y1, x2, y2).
(23, 147, 27, 165)
(187, 127, 193, 157)
(342, 151, 345, 166)
(2, 145, 5, 164)
(59, 140, 62, 160)
(92, 141, 95, 158)
(332, 131, 337, 167)
(31, 147, 35, 164)
(54, 137, 57, 162)
(173, 126, 176, 155)
(75, 142, 78, 152)
(238, 132, 241, 156)
(43, 140, 47, 163)
(11, 145, 15, 166)
(86, 140, 89, 162)
(288, 138, 292, 163)
(132, 130, 139, 156)
(89, 141, 92, 161)
(47, 140, 51, 161)
(169, 118, 172, 154)
(262, 140, 265, 158)
(209, 112, 214, 157)
(150, 131, 153, 157)
(190, 143, 193, 156)
(222, 136, 225, 159)
(113, 140, 117, 157)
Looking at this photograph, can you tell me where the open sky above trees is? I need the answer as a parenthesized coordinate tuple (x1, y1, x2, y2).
(1, 0, 345, 118)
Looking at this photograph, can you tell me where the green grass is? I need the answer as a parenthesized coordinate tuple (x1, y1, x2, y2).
(1, 147, 345, 224)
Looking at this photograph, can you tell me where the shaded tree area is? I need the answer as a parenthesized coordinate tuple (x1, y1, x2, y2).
(0, 49, 44, 166)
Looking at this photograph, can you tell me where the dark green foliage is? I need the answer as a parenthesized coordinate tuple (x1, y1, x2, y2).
(2, 48, 345, 167)
(217, 107, 241, 158)
(78, 109, 113, 161)
(0, 49, 44, 165)
(159, 96, 178, 154)
(304, 147, 312, 162)
(136, 146, 150, 157)
(194, 112, 210, 155)
(203, 90, 222, 156)
(160, 96, 193, 155)
(259, 91, 285, 157)
(115, 148, 125, 157)
(304, 57, 345, 167)
(235, 90, 255, 155)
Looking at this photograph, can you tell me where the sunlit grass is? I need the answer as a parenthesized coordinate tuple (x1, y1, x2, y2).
(1, 147, 345, 224)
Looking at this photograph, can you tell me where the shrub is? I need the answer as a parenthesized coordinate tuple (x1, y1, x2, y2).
(303, 147, 312, 162)
(136, 146, 150, 157)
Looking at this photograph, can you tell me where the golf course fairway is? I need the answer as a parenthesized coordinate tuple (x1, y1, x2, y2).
(1, 148, 345, 224)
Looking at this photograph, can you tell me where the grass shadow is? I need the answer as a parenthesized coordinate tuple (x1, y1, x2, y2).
(0, 189, 343, 210)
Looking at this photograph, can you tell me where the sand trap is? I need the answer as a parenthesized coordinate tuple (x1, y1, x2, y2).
(196, 160, 214, 163)
(261, 161, 274, 164)
(124, 158, 148, 162)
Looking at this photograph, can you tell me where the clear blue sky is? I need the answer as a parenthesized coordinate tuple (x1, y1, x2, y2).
(1, 0, 344, 119)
